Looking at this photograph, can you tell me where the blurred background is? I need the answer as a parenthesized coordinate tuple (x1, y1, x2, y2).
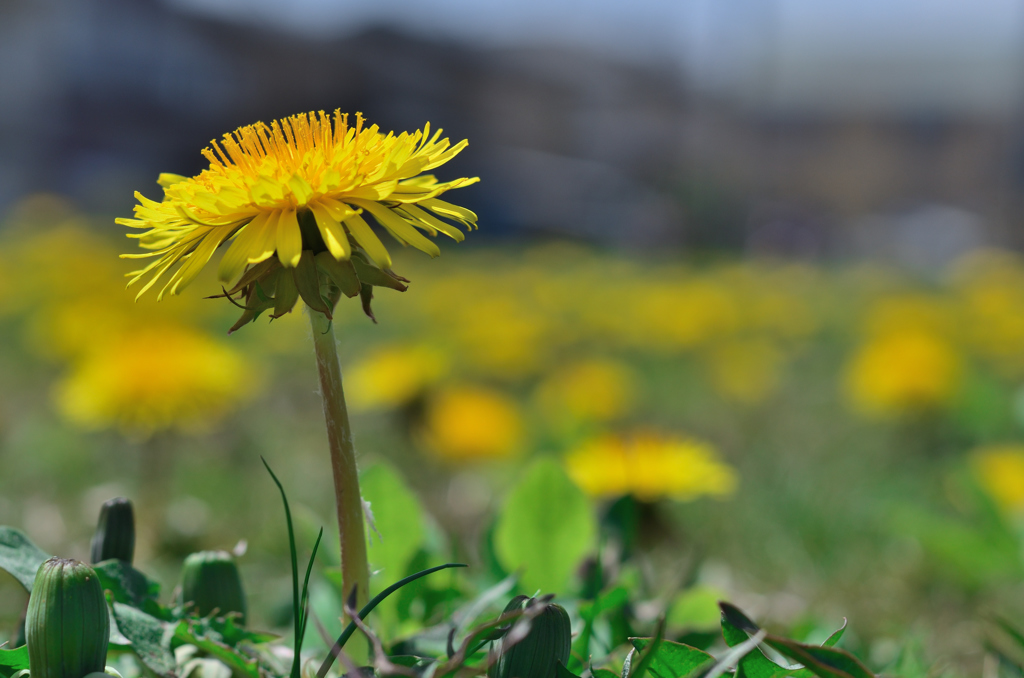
(5, 0, 1024, 673)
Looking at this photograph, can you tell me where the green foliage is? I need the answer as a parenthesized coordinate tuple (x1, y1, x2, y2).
(628, 637, 716, 678)
(720, 603, 873, 678)
(0, 647, 29, 678)
(361, 462, 426, 627)
(94, 559, 164, 618)
(0, 528, 49, 592)
(111, 602, 176, 676)
(494, 459, 597, 594)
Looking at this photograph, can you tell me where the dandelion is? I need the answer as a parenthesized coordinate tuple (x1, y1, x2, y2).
(54, 325, 254, 434)
(844, 329, 961, 416)
(119, 110, 479, 615)
(534, 358, 635, 423)
(565, 431, 737, 502)
(704, 338, 785, 404)
(346, 344, 448, 411)
(119, 110, 478, 328)
(971, 444, 1024, 514)
(421, 385, 523, 462)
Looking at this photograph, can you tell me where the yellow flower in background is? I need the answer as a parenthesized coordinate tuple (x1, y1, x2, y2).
(119, 110, 478, 301)
(55, 325, 255, 434)
(347, 344, 448, 411)
(952, 250, 1024, 377)
(862, 294, 958, 339)
(971, 444, 1024, 514)
(704, 338, 785, 404)
(534, 358, 635, 422)
(566, 432, 737, 502)
(0, 208, 260, 435)
(844, 329, 962, 416)
(422, 385, 523, 462)
(626, 280, 740, 351)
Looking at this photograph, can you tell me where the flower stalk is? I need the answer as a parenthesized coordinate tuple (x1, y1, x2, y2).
(309, 308, 370, 616)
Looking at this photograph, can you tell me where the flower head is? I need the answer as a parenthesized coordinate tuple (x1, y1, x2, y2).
(54, 325, 256, 434)
(119, 110, 478, 329)
(565, 431, 737, 502)
(972, 443, 1024, 514)
(844, 328, 961, 416)
(420, 385, 523, 462)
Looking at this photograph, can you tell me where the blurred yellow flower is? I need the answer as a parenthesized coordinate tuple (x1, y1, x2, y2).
(421, 385, 523, 462)
(54, 325, 255, 434)
(844, 329, 962, 415)
(704, 338, 785, 404)
(565, 432, 737, 502)
(534, 358, 635, 422)
(346, 344, 448, 411)
(625, 280, 739, 351)
(971, 444, 1024, 514)
(952, 250, 1024, 377)
(119, 110, 478, 301)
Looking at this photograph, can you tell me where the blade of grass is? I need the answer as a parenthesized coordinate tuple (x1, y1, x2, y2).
(262, 456, 310, 678)
(297, 528, 324, 657)
(317, 563, 467, 678)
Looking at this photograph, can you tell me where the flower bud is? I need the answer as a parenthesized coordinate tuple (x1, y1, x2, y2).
(26, 557, 110, 678)
(492, 598, 571, 678)
(90, 497, 135, 565)
(180, 551, 247, 624)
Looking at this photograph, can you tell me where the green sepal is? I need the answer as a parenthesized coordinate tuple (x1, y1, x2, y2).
(315, 251, 361, 298)
(223, 258, 281, 296)
(360, 283, 377, 322)
(272, 268, 300, 318)
(294, 250, 332, 317)
(351, 256, 409, 291)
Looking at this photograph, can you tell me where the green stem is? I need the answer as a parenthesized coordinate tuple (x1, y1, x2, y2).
(308, 309, 370, 617)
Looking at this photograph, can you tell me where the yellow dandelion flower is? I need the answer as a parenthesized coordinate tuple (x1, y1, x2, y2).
(844, 328, 962, 416)
(971, 444, 1024, 514)
(421, 385, 523, 462)
(54, 325, 256, 434)
(565, 432, 737, 502)
(346, 344, 448, 411)
(118, 110, 478, 329)
(704, 338, 785, 404)
(534, 358, 635, 422)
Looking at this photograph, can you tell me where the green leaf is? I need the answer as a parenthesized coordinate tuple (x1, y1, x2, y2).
(629, 638, 715, 678)
(112, 602, 176, 676)
(720, 604, 872, 678)
(0, 527, 50, 591)
(765, 639, 874, 678)
(669, 587, 727, 632)
(592, 669, 619, 678)
(94, 560, 163, 616)
(720, 605, 809, 678)
(821, 621, 846, 648)
(317, 563, 467, 678)
(174, 619, 263, 678)
(494, 459, 597, 593)
(361, 462, 426, 627)
(556, 661, 582, 678)
(0, 647, 29, 678)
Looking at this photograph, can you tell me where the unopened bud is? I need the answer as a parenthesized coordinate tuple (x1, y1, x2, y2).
(90, 497, 135, 565)
(492, 597, 571, 678)
(26, 558, 110, 678)
(180, 551, 247, 624)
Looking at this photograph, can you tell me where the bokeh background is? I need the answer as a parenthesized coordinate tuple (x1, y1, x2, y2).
(5, 0, 1024, 673)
